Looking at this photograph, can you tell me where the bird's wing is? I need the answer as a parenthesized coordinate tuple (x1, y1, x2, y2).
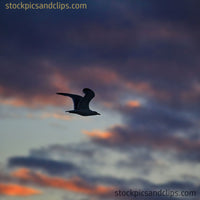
(56, 93, 82, 110)
(78, 88, 95, 110)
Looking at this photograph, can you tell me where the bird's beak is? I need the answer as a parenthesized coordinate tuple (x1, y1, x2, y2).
(98, 113, 101, 115)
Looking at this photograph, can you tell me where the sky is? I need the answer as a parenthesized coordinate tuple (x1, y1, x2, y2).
(0, 0, 200, 199)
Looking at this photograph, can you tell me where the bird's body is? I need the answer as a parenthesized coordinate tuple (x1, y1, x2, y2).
(56, 88, 100, 116)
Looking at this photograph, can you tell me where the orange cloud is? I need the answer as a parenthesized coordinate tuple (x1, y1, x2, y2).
(12, 168, 114, 196)
(83, 130, 112, 139)
(40, 112, 72, 120)
(0, 95, 62, 108)
(0, 183, 41, 196)
(0, 98, 28, 107)
(125, 100, 141, 108)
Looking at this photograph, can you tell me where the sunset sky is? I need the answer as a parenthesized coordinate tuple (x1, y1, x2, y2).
(0, 0, 200, 199)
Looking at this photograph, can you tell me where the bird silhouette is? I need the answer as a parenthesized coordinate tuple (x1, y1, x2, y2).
(56, 88, 100, 116)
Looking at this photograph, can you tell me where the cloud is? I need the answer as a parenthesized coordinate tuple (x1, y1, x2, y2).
(1, 0, 200, 111)
(0, 107, 72, 120)
(84, 126, 200, 153)
(12, 168, 114, 197)
(0, 68, 70, 108)
(39, 112, 72, 120)
(30, 143, 96, 159)
(18, 167, 200, 200)
(0, 183, 41, 196)
(83, 130, 112, 140)
(1, 166, 199, 200)
(8, 157, 78, 175)
(118, 101, 194, 132)
(125, 100, 141, 108)
(0, 94, 62, 108)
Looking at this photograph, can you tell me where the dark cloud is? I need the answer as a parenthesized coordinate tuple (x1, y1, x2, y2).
(1, 0, 200, 109)
(116, 148, 156, 175)
(118, 102, 194, 133)
(7, 142, 105, 179)
(8, 156, 78, 175)
(85, 125, 200, 156)
(175, 151, 200, 163)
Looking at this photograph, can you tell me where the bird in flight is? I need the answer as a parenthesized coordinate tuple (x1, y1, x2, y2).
(56, 88, 100, 116)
